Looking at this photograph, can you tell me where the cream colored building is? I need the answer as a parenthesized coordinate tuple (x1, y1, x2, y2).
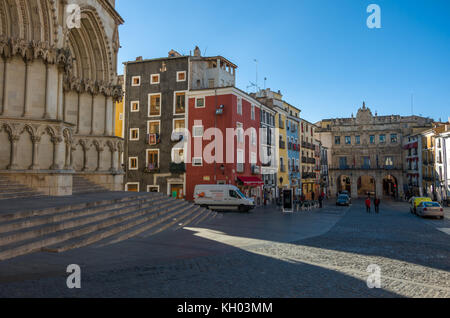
(317, 103, 433, 199)
(0, 0, 124, 195)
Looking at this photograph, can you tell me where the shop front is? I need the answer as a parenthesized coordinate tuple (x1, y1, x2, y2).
(237, 177, 264, 206)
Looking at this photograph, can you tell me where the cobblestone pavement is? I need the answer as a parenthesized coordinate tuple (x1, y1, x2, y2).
(0, 200, 449, 298)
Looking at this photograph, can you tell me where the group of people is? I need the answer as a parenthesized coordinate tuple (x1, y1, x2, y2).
(365, 195, 381, 214)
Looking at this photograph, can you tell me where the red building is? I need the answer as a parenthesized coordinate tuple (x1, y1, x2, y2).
(185, 87, 264, 202)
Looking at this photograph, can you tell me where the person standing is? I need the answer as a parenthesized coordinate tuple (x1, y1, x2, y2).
(365, 197, 371, 213)
(374, 197, 381, 214)
(318, 193, 324, 208)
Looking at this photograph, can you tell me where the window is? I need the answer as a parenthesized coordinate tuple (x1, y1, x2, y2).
(251, 105, 255, 120)
(251, 129, 256, 145)
(356, 136, 361, 144)
(192, 157, 203, 167)
(335, 136, 341, 145)
(380, 134, 386, 144)
(131, 76, 140, 87)
(173, 119, 185, 132)
(129, 157, 138, 170)
(208, 79, 215, 88)
(149, 94, 161, 117)
(177, 71, 186, 82)
(146, 149, 159, 170)
(174, 92, 186, 114)
(370, 135, 375, 144)
(147, 120, 160, 135)
(237, 98, 242, 115)
(229, 190, 240, 199)
(172, 148, 185, 163)
(339, 157, 347, 169)
(385, 156, 394, 167)
(150, 74, 160, 84)
(236, 122, 244, 144)
(391, 134, 398, 143)
(131, 101, 139, 112)
(345, 136, 351, 145)
(195, 97, 205, 108)
(251, 152, 257, 164)
(126, 183, 139, 192)
(193, 125, 204, 137)
(130, 128, 139, 141)
(363, 157, 371, 168)
(147, 185, 159, 193)
(237, 150, 244, 172)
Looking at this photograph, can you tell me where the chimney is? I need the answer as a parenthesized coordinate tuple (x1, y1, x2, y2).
(136, 56, 143, 62)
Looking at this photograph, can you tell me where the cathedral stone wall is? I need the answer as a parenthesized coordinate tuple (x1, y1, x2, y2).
(0, 0, 124, 195)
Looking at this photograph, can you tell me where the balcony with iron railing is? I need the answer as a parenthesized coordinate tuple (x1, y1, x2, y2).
(330, 165, 403, 171)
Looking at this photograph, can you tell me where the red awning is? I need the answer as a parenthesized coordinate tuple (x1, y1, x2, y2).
(237, 176, 264, 186)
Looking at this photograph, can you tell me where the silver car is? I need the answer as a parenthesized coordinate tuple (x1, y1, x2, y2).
(416, 201, 445, 219)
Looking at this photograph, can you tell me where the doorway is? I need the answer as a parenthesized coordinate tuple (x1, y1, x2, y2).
(170, 184, 184, 199)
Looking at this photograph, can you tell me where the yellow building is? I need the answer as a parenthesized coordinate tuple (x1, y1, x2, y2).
(115, 99, 124, 138)
(276, 110, 289, 190)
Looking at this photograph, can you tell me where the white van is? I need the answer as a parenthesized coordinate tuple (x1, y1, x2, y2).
(194, 184, 255, 212)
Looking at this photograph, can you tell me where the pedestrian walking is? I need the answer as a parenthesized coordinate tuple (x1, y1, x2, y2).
(365, 197, 371, 213)
(374, 197, 381, 214)
(318, 193, 324, 208)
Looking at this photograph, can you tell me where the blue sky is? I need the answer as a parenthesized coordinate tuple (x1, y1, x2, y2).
(116, 0, 450, 123)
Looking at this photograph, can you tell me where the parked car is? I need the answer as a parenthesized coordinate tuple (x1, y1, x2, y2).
(410, 197, 432, 214)
(336, 194, 351, 206)
(416, 201, 445, 219)
(194, 184, 255, 212)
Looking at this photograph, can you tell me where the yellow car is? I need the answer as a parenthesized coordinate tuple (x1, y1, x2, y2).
(410, 197, 432, 214)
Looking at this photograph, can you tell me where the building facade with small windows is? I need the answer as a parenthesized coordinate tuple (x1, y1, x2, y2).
(286, 103, 301, 196)
(252, 89, 290, 199)
(300, 119, 318, 200)
(316, 103, 433, 199)
(123, 47, 239, 197)
(185, 87, 263, 203)
(259, 104, 277, 201)
(123, 54, 190, 196)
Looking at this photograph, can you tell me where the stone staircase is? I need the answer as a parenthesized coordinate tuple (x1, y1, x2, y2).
(72, 175, 109, 195)
(0, 193, 216, 261)
(0, 175, 44, 201)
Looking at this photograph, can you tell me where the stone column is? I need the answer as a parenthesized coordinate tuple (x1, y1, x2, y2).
(76, 92, 81, 134)
(110, 146, 117, 173)
(7, 135, 20, 170)
(1, 57, 9, 116)
(330, 172, 337, 197)
(43, 62, 51, 119)
(351, 174, 358, 199)
(51, 136, 63, 170)
(103, 96, 108, 136)
(22, 60, 32, 117)
(69, 145, 76, 171)
(95, 147, 103, 172)
(90, 94, 94, 135)
(397, 174, 404, 199)
(105, 96, 116, 136)
(29, 136, 41, 170)
(376, 177, 383, 198)
(82, 144, 89, 171)
(109, 97, 115, 136)
(64, 140, 72, 170)
(56, 69, 64, 121)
